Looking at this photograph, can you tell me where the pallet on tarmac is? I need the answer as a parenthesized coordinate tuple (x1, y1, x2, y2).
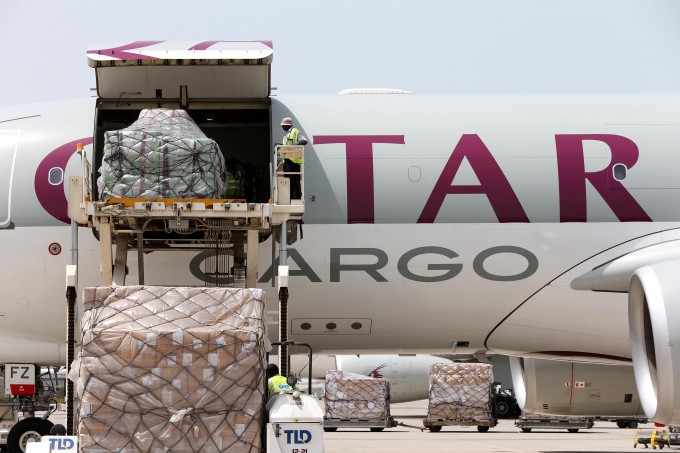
(515, 416, 594, 433)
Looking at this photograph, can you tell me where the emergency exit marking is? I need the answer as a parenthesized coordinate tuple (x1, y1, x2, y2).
(49, 242, 62, 255)
(564, 381, 571, 388)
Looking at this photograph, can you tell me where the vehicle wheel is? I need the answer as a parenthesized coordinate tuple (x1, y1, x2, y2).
(567, 428, 579, 433)
(7, 418, 54, 453)
(629, 421, 639, 429)
(477, 426, 490, 433)
(495, 401, 510, 418)
(521, 428, 532, 433)
(370, 427, 384, 432)
(618, 421, 628, 428)
(428, 426, 442, 432)
(323, 427, 338, 432)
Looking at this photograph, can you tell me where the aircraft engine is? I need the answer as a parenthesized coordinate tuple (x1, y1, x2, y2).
(509, 357, 644, 417)
(629, 261, 680, 425)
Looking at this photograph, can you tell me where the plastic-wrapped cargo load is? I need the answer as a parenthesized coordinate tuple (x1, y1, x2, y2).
(75, 286, 266, 453)
(427, 363, 494, 421)
(323, 370, 390, 420)
(97, 109, 227, 200)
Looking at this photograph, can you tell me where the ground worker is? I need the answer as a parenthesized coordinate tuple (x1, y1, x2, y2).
(225, 158, 244, 198)
(279, 117, 307, 200)
(267, 363, 293, 395)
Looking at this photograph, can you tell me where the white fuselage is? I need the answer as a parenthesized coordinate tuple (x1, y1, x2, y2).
(1, 93, 679, 365)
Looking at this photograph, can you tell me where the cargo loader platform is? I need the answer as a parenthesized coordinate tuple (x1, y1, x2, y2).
(68, 142, 305, 287)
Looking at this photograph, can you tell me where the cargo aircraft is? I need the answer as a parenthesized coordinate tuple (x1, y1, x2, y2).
(0, 41, 676, 437)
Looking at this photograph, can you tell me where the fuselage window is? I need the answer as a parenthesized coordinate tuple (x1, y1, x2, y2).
(613, 163, 627, 181)
(408, 166, 421, 182)
(48, 167, 64, 186)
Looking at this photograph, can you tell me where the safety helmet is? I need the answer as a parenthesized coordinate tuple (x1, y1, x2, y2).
(280, 117, 293, 126)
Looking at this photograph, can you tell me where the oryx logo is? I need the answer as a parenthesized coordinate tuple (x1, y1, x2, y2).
(367, 363, 388, 378)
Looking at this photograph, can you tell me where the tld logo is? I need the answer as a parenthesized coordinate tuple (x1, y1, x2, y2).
(284, 429, 312, 444)
(47, 437, 77, 450)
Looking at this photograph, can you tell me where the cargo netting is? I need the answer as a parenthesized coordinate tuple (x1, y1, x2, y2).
(323, 370, 390, 420)
(97, 109, 227, 200)
(72, 286, 266, 453)
(426, 363, 494, 421)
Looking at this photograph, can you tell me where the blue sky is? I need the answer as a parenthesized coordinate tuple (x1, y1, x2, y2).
(1, 0, 679, 106)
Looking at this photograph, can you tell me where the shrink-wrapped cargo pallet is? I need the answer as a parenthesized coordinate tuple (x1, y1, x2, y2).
(323, 370, 390, 420)
(75, 286, 266, 453)
(427, 363, 494, 421)
(97, 109, 227, 200)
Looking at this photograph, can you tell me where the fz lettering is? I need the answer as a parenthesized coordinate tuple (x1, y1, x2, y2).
(10, 366, 29, 379)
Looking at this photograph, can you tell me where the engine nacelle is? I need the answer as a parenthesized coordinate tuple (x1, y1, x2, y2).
(509, 357, 644, 416)
(629, 261, 680, 425)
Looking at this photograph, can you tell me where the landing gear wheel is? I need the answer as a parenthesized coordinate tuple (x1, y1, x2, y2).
(495, 401, 509, 418)
(369, 427, 384, 432)
(7, 418, 54, 453)
(567, 428, 580, 433)
(618, 421, 628, 428)
(323, 427, 338, 432)
(428, 426, 442, 432)
(477, 426, 490, 432)
(521, 428, 532, 433)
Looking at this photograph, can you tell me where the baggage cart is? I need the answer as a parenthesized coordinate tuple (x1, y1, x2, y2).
(423, 417, 497, 433)
(323, 415, 398, 432)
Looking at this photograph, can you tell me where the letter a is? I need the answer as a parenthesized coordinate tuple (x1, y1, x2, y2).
(418, 134, 528, 223)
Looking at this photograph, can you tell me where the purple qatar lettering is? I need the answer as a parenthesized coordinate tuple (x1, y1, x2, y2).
(35, 133, 651, 225)
(35, 137, 94, 224)
(417, 134, 529, 223)
(555, 134, 651, 222)
(313, 133, 651, 224)
(313, 135, 405, 224)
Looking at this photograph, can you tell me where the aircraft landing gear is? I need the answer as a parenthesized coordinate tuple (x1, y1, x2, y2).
(7, 418, 54, 453)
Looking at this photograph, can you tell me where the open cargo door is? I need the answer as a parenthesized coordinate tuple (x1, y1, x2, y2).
(87, 40, 273, 101)
(88, 40, 275, 204)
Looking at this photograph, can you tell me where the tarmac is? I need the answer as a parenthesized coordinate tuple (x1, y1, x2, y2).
(323, 400, 660, 453)
(34, 400, 661, 452)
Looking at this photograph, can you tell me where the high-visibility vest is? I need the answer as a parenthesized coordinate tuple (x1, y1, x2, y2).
(268, 375, 292, 394)
(226, 170, 243, 197)
(282, 128, 304, 164)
